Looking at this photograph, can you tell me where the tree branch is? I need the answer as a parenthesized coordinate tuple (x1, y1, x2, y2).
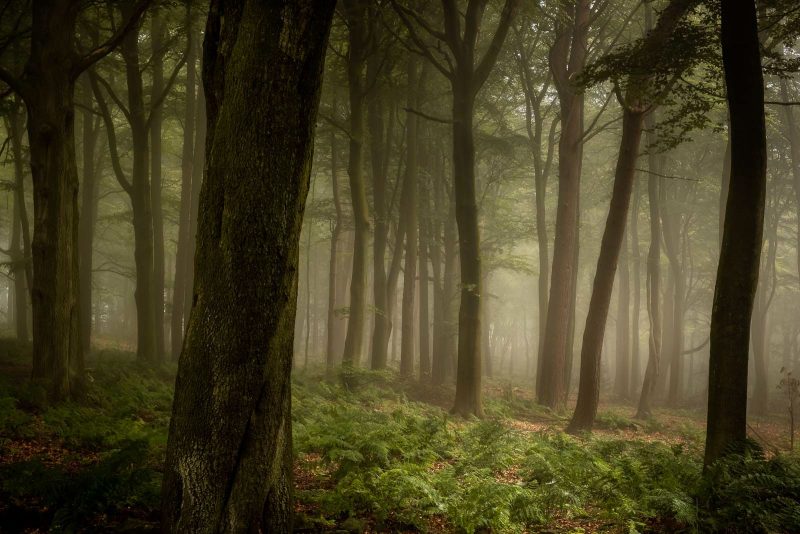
(73, 0, 152, 75)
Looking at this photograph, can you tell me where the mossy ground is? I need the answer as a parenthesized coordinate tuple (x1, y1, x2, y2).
(1, 341, 798, 533)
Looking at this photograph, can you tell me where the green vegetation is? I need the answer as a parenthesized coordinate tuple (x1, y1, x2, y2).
(1, 348, 799, 532)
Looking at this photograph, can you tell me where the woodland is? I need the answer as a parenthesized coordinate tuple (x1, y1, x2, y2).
(0, 0, 799, 532)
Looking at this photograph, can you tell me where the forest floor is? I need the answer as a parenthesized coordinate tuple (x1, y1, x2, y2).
(0, 339, 798, 533)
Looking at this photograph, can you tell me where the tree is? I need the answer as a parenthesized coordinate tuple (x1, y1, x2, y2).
(341, 0, 371, 367)
(568, 0, 700, 432)
(704, 0, 767, 467)
(394, 0, 521, 417)
(171, 4, 198, 359)
(0, 0, 148, 400)
(161, 0, 335, 529)
(537, 0, 590, 409)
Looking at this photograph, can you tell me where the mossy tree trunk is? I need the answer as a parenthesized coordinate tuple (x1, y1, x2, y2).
(161, 0, 334, 529)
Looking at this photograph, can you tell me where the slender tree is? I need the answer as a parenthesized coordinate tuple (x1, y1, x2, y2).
(704, 0, 767, 467)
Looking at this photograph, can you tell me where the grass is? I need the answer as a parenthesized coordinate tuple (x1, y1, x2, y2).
(0, 343, 799, 532)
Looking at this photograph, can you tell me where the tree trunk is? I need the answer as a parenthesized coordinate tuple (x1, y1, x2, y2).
(171, 8, 196, 359)
(568, 109, 644, 432)
(630, 178, 642, 391)
(8, 97, 31, 342)
(25, 5, 83, 400)
(400, 57, 419, 379)
(538, 0, 590, 410)
(183, 78, 206, 330)
(78, 75, 100, 355)
(326, 127, 343, 376)
(615, 229, 631, 399)
(368, 78, 393, 370)
(451, 82, 483, 417)
(419, 173, 431, 381)
(150, 10, 166, 362)
(704, 0, 766, 467)
(161, 1, 334, 529)
(430, 151, 448, 385)
(341, 0, 370, 367)
(120, 13, 157, 364)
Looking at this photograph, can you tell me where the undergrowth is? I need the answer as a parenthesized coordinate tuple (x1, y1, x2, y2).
(0, 344, 798, 533)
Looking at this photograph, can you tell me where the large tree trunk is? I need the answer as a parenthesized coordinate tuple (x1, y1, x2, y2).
(538, 0, 590, 409)
(171, 9, 197, 360)
(161, 1, 334, 529)
(25, 5, 83, 400)
(150, 11, 167, 362)
(400, 57, 419, 379)
(451, 83, 484, 417)
(568, 109, 644, 432)
(704, 0, 766, 467)
(341, 0, 370, 367)
(78, 76, 100, 355)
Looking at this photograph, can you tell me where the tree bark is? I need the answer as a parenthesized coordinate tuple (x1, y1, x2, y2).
(704, 0, 766, 467)
(25, 5, 84, 399)
(161, 1, 334, 529)
(568, 108, 644, 432)
(538, 0, 590, 409)
(341, 0, 370, 367)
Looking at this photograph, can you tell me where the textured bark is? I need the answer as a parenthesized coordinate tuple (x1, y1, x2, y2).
(400, 57, 420, 379)
(341, 0, 370, 367)
(78, 75, 100, 355)
(161, 1, 334, 530)
(171, 9, 197, 359)
(538, 0, 590, 409)
(705, 0, 766, 467)
(568, 109, 644, 432)
(150, 10, 167, 362)
(24, 6, 82, 399)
